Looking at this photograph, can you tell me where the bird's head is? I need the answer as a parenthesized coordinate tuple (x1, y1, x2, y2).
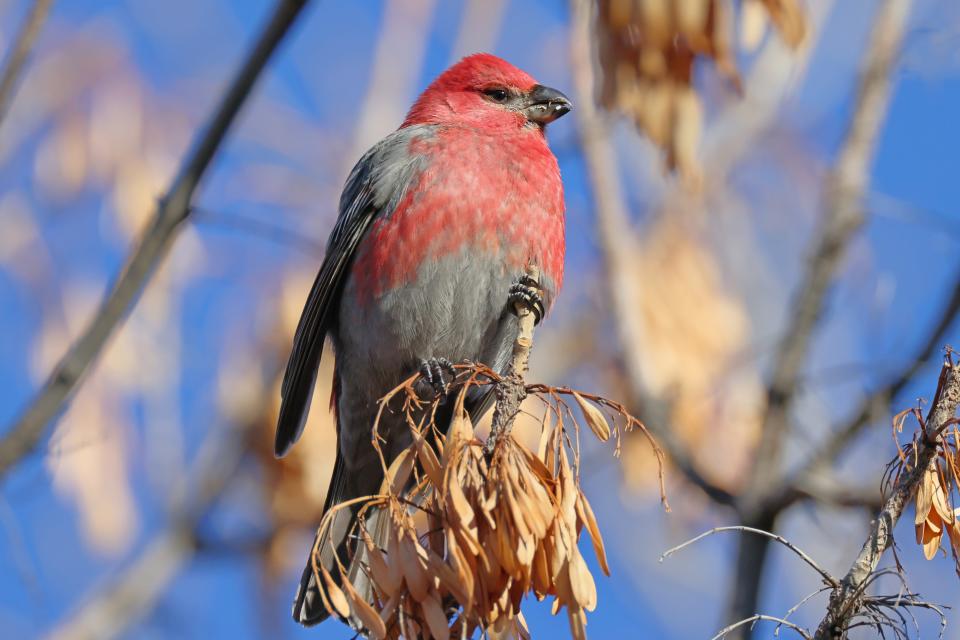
(402, 53, 572, 131)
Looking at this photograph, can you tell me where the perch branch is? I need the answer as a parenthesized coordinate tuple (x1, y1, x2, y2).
(813, 358, 960, 639)
(486, 264, 540, 453)
(0, 0, 310, 480)
(0, 0, 54, 127)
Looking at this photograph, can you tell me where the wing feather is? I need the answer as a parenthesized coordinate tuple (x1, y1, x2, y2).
(274, 126, 431, 456)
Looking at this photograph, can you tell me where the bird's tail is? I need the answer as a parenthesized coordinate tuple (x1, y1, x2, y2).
(292, 450, 386, 628)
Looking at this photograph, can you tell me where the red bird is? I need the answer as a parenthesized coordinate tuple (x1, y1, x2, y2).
(276, 53, 570, 627)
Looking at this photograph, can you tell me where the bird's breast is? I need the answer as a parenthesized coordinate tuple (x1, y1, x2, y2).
(349, 127, 565, 305)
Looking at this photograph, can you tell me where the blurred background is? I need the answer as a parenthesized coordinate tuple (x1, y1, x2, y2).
(1, 0, 959, 638)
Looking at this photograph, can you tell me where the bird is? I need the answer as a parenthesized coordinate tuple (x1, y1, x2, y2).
(275, 53, 571, 628)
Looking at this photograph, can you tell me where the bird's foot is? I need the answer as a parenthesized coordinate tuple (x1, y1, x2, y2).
(417, 357, 456, 397)
(509, 275, 544, 324)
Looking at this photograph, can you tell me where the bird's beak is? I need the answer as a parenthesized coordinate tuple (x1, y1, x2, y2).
(524, 84, 572, 125)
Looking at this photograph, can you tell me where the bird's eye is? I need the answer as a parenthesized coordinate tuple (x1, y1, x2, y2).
(483, 88, 509, 103)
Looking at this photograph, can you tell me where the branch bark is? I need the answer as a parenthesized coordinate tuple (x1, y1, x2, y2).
(486, 264, 540, 453)
(813, 359, 960, 639)
(0, 0, 310, 480)
(0, 0, 54, 127)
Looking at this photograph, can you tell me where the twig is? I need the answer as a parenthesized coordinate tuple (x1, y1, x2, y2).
(711, 615, 813, 640)
(0, 0, 54, 126)
(0, 0, 310, 480)
(568, 0, 734, 507)
(661, 526, 838, 588)
(784, 473, 883, 511)
(485, 264, 540, 453)
(813, 359, 960, 639)
(728, 0, 914, 630)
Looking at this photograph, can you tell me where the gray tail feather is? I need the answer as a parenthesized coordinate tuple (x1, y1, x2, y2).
(292, 451, 387, 629)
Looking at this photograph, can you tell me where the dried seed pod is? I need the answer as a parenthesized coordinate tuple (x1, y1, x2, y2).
(573, 392, 612, 442)
(341, 573, 387, 639)
(319, 566, 351, 619)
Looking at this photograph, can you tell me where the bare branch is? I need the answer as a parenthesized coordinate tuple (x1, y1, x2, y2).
(788, 473, 884, 511)
(661, 526, 838, 588)
(0, 0, 310, 480)
(568, 0, 734, 507)
(0, 0, 54, 126)
(711, 615, 813, 640)
(813, 359, 960, 639)
(42, 330, 280, 640)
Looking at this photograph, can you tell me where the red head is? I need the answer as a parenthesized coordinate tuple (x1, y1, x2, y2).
(402, 53, 572, 131)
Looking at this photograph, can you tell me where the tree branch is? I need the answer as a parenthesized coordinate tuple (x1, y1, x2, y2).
(728, 0, 913, 632)
(486, 264, 540, 453)
(0, 0, 54, 127)
(661, 526, 838, 587)
(0, 0, 310, 480)
(568, 0, 734, 507)
(745, 0, 914, 500)
(813, 359, 960, 639)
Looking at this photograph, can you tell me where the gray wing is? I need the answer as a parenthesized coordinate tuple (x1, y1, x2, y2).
(274, 126, 432, 456)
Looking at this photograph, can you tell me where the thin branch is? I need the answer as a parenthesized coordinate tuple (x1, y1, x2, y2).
(711, 615, 813, 640)
(0, 0, 54, 126)
(813, 359, 960, 639)
(191, 206, 325, 255)
(661, 526, 838, 587)
(568, 0, 734, 507)
(788, 474, 883, 511)
(0, 0, 310, 480)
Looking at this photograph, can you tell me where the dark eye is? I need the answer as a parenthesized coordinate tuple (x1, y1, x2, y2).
(483, 88, 509, 103)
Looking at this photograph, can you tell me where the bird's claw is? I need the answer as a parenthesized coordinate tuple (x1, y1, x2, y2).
(417, 357, 456, 397)
(509, 275, 544, 325)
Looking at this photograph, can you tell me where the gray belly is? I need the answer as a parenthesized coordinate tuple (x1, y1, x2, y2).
(332, 250, 519, 466)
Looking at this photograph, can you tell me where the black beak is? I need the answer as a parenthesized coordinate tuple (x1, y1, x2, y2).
(525, 84, 572, 125)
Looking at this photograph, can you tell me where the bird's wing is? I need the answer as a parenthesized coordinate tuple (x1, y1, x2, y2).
(274, 126, 432, 456)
